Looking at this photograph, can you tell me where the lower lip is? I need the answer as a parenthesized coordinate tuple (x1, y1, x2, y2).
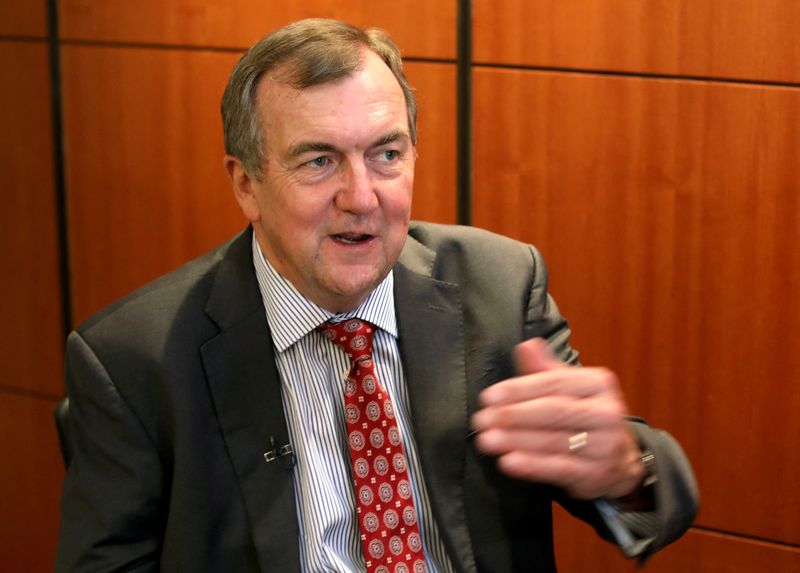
(329, 236, 376, 249)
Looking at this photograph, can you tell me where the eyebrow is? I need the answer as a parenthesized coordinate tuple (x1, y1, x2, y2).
(287, 130, 410, 160)
(287, 141, 338, 160)
(372, 130, 409, 148)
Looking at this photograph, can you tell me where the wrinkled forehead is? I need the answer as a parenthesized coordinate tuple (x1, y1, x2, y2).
(254, 50, 408, 142)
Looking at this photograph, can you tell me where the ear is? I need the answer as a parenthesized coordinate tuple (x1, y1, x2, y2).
(224, 155, 261, 223)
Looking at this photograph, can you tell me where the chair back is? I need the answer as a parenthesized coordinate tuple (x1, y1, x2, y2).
(54, 397, 72, 468)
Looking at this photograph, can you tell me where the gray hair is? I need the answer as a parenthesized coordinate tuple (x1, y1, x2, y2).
(221, 18, 417, 180)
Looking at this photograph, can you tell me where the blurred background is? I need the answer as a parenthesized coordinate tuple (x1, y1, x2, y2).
(1, 0, 798, 570)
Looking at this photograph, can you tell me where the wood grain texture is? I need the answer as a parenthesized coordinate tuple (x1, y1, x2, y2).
(0, 0, 47, 37)
(0, 41, 64, 396)
(0, 393, 65, 571)
(474, 0, 800, 84)
(552, 506, 800, 572)
(61, 45, 245, 324)
(404, 62, 457, 225)
(473, 68, 800, 544)
(58, 0, 456, 59)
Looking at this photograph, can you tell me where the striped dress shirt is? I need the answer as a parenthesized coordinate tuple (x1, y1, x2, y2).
(252, 237, 456, 573)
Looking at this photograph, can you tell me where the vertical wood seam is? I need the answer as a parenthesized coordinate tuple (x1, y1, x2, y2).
(47, 0, 72, 353)
(456, 0, 472, 226)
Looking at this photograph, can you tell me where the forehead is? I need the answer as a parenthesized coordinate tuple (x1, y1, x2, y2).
(255, 50, 409, 151)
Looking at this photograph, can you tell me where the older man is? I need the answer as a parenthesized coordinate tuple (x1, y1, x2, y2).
(56, 19, 697, 573)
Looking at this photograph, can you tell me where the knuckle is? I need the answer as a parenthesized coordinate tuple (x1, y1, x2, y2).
(595, 399, 624, 424)
(593, 367, 619, 392)
(606, 399, 625, 419)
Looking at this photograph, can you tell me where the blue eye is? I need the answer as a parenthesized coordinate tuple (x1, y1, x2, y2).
(310, 156, 329, 168)
(381, 150, 399, 161)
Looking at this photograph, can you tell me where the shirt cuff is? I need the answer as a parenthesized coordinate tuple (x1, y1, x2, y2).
(594, 499, 658, 558)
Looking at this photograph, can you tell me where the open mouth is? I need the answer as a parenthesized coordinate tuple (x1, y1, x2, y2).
(332, 233, 373, 245)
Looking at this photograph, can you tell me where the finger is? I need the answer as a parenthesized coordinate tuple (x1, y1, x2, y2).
(474, 428, 611, 460)
(479, 367, 618, 407)
(474, 426, 625, 461)
(514, 337, 564, 375)
(474, 428, 570, 456)
(472, 395, 624, 432)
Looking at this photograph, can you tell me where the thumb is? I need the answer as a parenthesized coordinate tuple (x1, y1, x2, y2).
(514, 337, 564, 374)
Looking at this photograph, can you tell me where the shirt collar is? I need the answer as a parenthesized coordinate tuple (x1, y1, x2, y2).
(251, 233, 398, 353)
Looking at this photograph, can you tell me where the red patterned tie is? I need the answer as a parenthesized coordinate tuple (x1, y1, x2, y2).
(319, 318, 428, 573)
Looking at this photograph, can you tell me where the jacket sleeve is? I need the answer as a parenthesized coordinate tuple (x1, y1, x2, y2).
(55, 331, 164, 573)
(624, 421, 699, 559)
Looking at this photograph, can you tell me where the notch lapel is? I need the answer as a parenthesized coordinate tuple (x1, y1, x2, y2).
(200, 230, 300, 572)
(395, 238, 478, 573)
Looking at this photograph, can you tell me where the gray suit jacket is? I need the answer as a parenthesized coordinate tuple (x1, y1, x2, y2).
(56, 222, 697, 572)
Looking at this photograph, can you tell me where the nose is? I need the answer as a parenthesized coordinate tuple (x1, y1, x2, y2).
(335, 159, 378, 214)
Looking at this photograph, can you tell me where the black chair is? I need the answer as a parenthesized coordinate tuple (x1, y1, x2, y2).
(54, 397, 72, 468)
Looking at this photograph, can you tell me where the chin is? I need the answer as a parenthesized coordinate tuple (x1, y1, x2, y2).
(338, 279, 381, 300)
(330, 272, 385, 302)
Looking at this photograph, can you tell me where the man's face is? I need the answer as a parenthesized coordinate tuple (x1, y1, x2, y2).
(232, 50, 415, 313)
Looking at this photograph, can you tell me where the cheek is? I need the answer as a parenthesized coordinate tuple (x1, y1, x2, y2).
(385, 179, 414, 221)
(262, 189, 327, 234)
(383, 189, 412, 252)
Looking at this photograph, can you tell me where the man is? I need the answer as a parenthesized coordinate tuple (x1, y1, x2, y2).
(56, 18, 697, 572)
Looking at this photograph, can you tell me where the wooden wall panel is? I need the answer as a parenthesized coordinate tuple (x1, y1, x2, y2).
(552, 506, 800, 572)
(404, 62, 457, 224)
(61, 46, 244, 324)
(0, 41, 64, 396)
(0, 393, 65, 571)
(0, 0, 47, 37)
(473, 68, 800, 545)
(474, 1, 800, 84)
(58, 0, 456, 59)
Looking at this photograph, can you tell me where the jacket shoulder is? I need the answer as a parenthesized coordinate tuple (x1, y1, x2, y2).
(75, 230, 250, 343)
(405, 221, 542, 282)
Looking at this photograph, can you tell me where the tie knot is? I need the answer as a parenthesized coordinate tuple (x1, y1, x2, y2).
(319, 318, 375, 364)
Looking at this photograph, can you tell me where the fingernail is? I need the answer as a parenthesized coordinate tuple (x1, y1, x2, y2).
(471, 409, 491, 429)
(480, 387, 502, 406)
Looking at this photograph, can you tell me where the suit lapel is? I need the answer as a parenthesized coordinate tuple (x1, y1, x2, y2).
(196, 230, 479, 572)
(200, 230, 300, 572)
(395, 238, 478, 573)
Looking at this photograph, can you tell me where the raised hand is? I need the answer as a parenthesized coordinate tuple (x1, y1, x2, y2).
(470, 338, 645, 499)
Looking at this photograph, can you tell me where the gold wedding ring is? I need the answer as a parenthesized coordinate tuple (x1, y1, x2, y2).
(568, 431, 589, 454)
